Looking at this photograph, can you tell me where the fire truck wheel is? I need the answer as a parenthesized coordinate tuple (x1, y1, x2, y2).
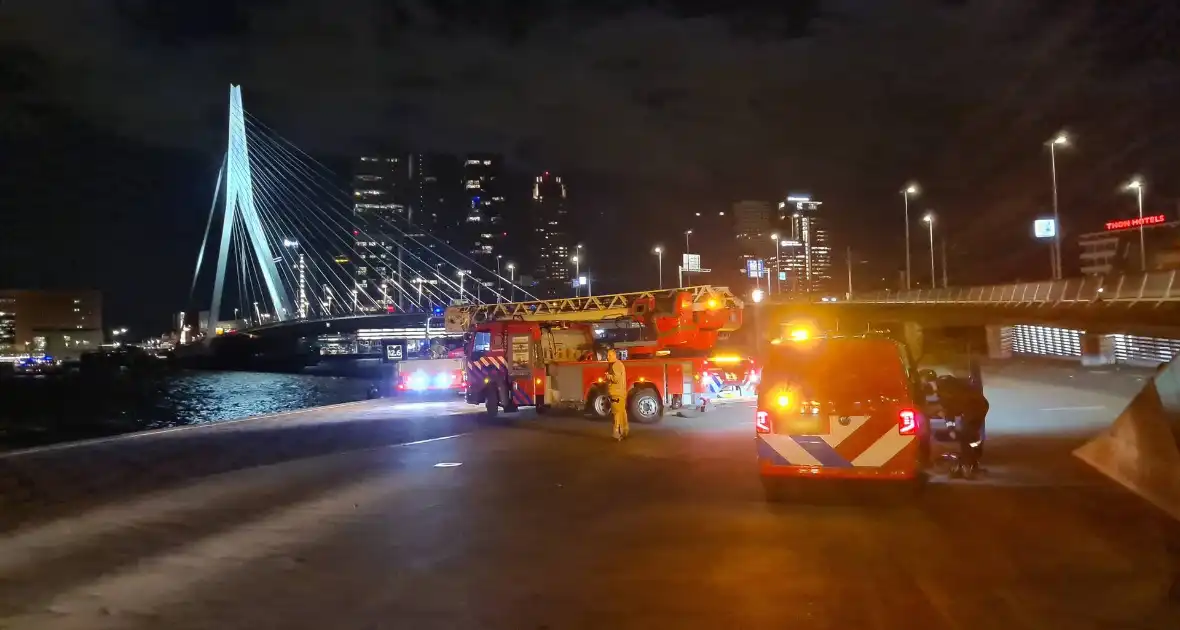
(484, 388, 499, 418)
(628, 388, 663, 424)
(587, 389, 612, 420)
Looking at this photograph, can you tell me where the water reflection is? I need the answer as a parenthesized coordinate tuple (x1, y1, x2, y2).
(0, 371, 372, 450)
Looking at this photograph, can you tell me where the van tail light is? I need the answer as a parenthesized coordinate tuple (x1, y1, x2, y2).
(898, 408, 918, 436)
(755, 410, 772, 434)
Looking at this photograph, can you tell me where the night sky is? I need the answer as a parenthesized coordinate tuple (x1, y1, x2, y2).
(2, 1, 1180, 335)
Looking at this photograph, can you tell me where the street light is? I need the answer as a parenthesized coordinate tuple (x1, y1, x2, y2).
(770, 233, 781, 294)
(457, 269, 466, 301)
(1123, 176, 1147, 271)
(571, 254, 581, 297)
(1046, 132, 1069, 279)
(684, 230, 693, 285)
(923, 213, 936, 289)
(506, 262, 516, 301)
(901, 182, 920, 290)
(653, 246, 663, 289)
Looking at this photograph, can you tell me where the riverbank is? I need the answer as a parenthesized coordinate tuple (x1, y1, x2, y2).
(0, 370, 375, 451)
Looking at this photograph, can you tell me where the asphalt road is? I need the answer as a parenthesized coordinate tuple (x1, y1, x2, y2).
(1, 362, 1178, 629)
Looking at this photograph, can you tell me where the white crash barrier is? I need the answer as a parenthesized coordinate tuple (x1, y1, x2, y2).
(1074, 357, 1180, 521)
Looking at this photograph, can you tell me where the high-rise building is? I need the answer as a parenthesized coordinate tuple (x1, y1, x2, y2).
(733, 200, 774, 284)
(352, 156, 409, 312)
(0, 290, 103, 358)
(462, 154, 506, 291)
(776, 194, 832, 294)
(532, 171, 571, 295)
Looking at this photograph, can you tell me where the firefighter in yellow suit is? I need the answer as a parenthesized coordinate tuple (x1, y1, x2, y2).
(605, 348, 629, 441)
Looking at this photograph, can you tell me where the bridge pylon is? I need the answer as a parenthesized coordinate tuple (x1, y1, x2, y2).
(210, 85, 294, 323)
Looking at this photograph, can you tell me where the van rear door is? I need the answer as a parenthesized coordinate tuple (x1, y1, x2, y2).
(758, 339, 919, 473)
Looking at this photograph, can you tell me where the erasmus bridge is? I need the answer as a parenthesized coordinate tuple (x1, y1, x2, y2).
(185, 85, 535, 345)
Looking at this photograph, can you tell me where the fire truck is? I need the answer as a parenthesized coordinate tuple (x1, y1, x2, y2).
(443, 286, 745, 423)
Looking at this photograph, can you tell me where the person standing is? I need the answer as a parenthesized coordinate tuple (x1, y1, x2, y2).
(605, 348, 629, 441)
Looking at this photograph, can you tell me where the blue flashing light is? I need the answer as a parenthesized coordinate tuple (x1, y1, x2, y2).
(433, 307, 443, 315)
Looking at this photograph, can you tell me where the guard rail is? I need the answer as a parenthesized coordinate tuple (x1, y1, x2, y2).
(846, 270, 1180, 306)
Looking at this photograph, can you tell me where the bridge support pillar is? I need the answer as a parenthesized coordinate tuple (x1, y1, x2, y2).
(1081, 332, 1117, 367)
(902, 321, 923, 362)
(985, 325, 1012, 360)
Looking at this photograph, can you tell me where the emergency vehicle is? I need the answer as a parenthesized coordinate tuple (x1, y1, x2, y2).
(444, 286, 745, 422)
(700, 353, 759, 399)
(389, 317, 467, 394)
(755, 327, 931, 497)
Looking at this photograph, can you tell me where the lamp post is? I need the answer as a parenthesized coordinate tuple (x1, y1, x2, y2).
(901, 183, 919, 290)
(1047, 132, 1069, 279)
(351, 289, 359, 313)
(750, 288, 765, 357)
(322, 284, 331, 315)
(770, 233, 781, 294)
(506, 262, 515, 301)
(571, 254, 580, 297)
(380, 283, 389, 309)
(653, 246, 663, 289)
(1123, 177, 1147, 271)
(457, 269, 466, 301)
(684, 230, 693, 286)
(923, 213, 936, 289)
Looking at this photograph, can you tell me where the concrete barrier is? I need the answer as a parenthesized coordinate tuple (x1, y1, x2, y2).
(1073, 357, 1180, 521)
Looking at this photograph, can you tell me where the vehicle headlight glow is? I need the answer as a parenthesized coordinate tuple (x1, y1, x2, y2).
(409, 371, 429, 390)
(434, 371, 453, 387)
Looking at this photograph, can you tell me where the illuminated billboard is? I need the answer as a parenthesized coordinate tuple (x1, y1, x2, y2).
(1105, 214, 1167, 231)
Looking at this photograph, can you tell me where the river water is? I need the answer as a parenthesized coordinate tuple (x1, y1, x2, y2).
(0, 371, 374, 451)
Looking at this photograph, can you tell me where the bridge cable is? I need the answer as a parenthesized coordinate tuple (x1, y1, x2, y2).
(244, 111, 535, 302)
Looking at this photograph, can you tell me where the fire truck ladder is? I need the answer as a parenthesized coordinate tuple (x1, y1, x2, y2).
(443, 285, 744, 332)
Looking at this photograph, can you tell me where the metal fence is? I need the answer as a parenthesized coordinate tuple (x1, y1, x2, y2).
(848, 269, 1180, 305)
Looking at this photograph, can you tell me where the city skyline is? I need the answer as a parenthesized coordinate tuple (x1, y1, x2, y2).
(4, 2, 1180, 334)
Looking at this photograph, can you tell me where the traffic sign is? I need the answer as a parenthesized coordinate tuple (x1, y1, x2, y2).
(682, 253, 701, 272)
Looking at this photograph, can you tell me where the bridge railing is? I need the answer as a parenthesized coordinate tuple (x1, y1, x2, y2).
(848, 269, 1180, 305)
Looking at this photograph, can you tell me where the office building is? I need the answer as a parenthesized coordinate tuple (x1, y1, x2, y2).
(1077, 212, 1180, 276)
(351, 156, 408, 312)
(733, 200, 774, 282)
(351, 154, 471, 311)
(0, 290, 103, 358)
(776, 194, 832, 294)
(463, 153, 506, 259)
(533, 171, 572, 295)
(462, 154, 507, 293)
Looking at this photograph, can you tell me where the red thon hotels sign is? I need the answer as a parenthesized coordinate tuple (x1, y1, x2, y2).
(1105, 214, 1167, 231)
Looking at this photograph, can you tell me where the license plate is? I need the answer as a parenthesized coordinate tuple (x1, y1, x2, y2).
(783, 415, 828, 435)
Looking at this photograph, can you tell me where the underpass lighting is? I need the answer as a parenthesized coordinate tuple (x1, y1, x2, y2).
(751, 288, 764, 303)
(434, 462, 463, 468)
